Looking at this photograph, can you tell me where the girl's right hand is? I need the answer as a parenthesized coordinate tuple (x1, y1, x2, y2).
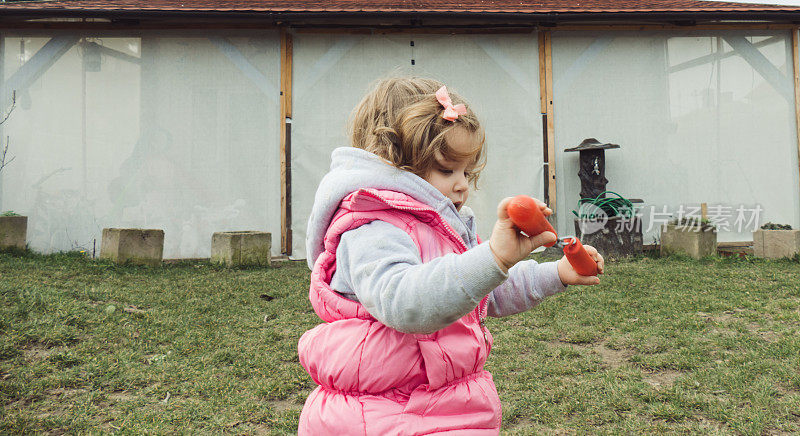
(489, 197, 557, 273)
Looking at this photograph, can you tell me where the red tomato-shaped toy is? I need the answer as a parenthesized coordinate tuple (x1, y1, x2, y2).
(562, 237, 599, 276)
(507, 195, 557, 247)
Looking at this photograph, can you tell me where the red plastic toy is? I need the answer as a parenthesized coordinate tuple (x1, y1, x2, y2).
(506, 195, 557, 247)
(561, 237, 599, 277)
(507, 195, 599, 276)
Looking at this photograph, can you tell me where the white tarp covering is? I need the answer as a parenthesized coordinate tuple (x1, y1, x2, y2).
(291, 33, 542, 258)
(552, 30, 800, 243)
(4, 28, 797, 259)
(0, 31, 281, 258)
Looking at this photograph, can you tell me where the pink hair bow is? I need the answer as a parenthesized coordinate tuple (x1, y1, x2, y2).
(435, 86, 467, 121)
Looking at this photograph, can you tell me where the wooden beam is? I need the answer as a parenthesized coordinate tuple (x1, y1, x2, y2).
(543, 30, 557, 217)
(718, 241, 754, 248)
(793, 27, 800, 216)
(555, 23, 797, 31)
(0, 22, 280, 31)
(538, 32, 547, 115)
(280, 28, 293, 256)
(294, 27, 536, 34)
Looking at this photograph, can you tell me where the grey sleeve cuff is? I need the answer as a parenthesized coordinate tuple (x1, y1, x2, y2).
(535, 260, 567, 298)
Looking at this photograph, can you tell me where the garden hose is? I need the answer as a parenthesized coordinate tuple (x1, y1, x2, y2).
(572, 191, 636, 219)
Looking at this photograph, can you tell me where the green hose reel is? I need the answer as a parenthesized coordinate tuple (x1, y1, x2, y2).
(572, 191, 637, 219)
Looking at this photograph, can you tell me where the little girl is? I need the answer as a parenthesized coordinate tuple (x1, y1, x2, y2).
(298, 77, 604, 435)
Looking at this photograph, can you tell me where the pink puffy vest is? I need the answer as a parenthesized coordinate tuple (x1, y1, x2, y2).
(298, 188, 502, 435)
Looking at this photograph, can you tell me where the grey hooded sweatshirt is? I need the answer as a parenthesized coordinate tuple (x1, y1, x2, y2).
(306, 147, 567, 334)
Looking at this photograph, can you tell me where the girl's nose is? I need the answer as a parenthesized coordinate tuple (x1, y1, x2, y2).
(454, 174, 468, 192)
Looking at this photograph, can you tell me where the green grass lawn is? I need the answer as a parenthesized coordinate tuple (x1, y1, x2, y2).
(1, 250, 799, 435)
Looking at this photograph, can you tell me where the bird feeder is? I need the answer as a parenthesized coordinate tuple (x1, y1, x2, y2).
(565, 138, 643, 259)
(564, 138, 619, 201)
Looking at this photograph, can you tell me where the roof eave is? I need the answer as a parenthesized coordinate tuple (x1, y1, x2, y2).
(1, 9, 799, 25)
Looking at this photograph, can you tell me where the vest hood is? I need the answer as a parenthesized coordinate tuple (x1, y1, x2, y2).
(306, 147, 478, 268)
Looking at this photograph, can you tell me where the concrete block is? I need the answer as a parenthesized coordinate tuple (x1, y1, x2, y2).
(0, 216, 27, 250)
(753, 229, 800, 259)
(211, 231, 271, 267)
(660, 224, 717, 259)
(574, 216, 643, 260)
(100, 228, 164, 266)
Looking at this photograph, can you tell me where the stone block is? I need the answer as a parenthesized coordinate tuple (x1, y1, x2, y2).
(0, 216, 27, 250)
(211, 231, 271, 267)
(753, 229, 800, 259)
(660, 224, 717, 259)
(100, 228, 164, 266)
(574, 216, 643, 260)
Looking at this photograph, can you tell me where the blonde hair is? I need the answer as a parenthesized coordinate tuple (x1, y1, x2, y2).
(348, 77, 485, 186)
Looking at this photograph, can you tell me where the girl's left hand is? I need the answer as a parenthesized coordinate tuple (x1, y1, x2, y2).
(556, 244, 604, 286)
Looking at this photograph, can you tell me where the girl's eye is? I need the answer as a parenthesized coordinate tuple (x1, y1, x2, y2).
(439, 168, 453, 175)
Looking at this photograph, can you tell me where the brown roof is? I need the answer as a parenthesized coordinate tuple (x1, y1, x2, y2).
(0, 0, 798, 14)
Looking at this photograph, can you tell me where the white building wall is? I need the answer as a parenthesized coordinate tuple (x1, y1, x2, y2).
(551, 30, 800, 244)
(0, 31, 281, 258)
(2, 27, 798, 258)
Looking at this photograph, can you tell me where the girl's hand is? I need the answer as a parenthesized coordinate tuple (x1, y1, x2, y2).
(557, 244, 605, 285)
(489, 197, 557, 273)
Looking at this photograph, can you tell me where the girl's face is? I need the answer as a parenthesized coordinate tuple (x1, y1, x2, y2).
(423, 128, 480, 211)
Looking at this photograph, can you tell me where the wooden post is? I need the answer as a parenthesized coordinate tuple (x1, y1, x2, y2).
(538, 32, 547, 116)
(280, 28, 293, 256)
(542, 30, 557, 218)
(0, 37, 5, 212)
(538, 32, 549, 206)
(793, 27, 800, 214)
(701, 202, 708, 220)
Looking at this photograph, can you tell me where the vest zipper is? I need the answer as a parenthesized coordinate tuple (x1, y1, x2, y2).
(357, 189, 469, 253)
(479, 298, 490, 351)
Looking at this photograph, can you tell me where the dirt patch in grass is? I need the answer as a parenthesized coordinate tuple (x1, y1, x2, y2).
(123, 305, 148, 314)
(688, 416, 729, 433)
(249, 424, 272, 435)
(99, 420, 124, 432)
(776, 385, 800, 396)
(548, 340, 592, 362)
(698, 311, 782, 343)
(696, 310, 738, 324)
(269, 399, 299, 412)
(108, 390, 136, 402)
(549, 340, 634, 370)
(593, 342, 633, 369)
(503, 416, 534, 430)
(643, 370, 682, 390)
(709, 327, 736, 338)
(548, 341, 684, 390)
(23, 342, 58, 362)
(23, 394, 81, 428)
(743, 322, 781, 343)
